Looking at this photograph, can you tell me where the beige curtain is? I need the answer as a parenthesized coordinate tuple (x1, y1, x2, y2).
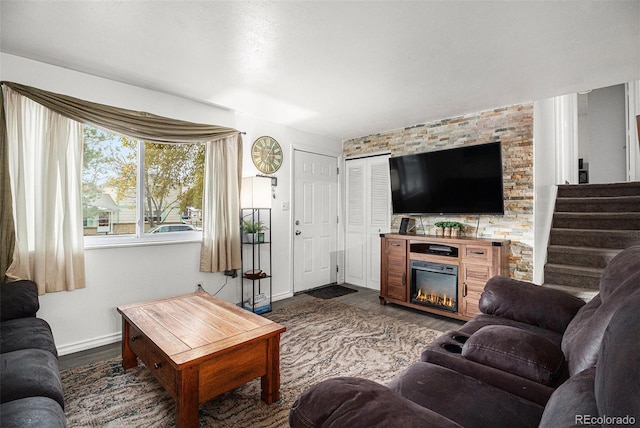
(1, 81, 243, 290)
(200, 134, 243, 272)
(4, 87, 86, 293)
(0, 87, 15, 283)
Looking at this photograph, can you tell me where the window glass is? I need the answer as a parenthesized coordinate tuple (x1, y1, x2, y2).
(142, 141, 205, 234)
(82, 127, 136, 236)
(82, 126, 204, 238)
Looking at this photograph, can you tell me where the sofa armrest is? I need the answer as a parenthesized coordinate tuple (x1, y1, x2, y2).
(289, 377, 462, 428)
(0, 280, 39, 321)
(478, 276, 586, 333)
(461, 325, 565, 386)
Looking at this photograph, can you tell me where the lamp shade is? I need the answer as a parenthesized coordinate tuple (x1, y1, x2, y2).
(241, 177, 272, 208)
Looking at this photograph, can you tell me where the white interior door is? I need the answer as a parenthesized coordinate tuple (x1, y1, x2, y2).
(345, 160, 366, 286)
(293, 150, 338, 292)
(345, 155, 391, 290)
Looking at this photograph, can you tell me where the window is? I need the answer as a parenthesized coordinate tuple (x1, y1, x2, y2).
(82, 126, 205, 240)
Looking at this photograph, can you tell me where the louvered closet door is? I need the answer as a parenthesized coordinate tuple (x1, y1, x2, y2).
(345, 155, 391, 289)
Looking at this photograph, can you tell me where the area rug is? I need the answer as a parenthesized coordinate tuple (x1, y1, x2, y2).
(61, 299, 442, 427)
(304, 283, 358, 299)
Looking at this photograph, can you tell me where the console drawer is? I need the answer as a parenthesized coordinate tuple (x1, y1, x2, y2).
(463, 245, 492, 264)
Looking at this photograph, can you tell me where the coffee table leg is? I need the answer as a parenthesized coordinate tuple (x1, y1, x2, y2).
(176, 366, 200, 428)
(121, 320, 137, 370)
(261, 335, 281, 404)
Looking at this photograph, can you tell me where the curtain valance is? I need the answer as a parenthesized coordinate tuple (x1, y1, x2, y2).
(1, 81, 241, 144)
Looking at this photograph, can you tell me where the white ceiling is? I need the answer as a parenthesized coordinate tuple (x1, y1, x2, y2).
(1, 1, 639, 141)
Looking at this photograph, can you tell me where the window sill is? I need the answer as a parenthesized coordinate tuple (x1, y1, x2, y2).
(84, 233, 202, 250)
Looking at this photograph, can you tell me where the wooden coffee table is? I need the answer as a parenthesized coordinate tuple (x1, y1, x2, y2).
(117, 292, 286, 428)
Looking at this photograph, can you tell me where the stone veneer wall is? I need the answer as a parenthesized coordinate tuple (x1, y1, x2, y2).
(343, 104, 534, 281)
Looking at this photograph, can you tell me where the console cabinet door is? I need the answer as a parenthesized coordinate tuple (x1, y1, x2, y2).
(381, 238, 407, 301)
(461, 245, 495, 318)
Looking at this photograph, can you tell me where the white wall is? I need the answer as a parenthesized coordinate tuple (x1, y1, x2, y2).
(235, 114, 343, 301)
(533, 98, 558, 284)
(1, 53, 341, 354)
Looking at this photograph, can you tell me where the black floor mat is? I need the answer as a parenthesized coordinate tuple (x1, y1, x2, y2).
(305, 284, 358, 300)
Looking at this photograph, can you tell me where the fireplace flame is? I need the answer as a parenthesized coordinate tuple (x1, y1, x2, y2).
(415, 289, 455, 308)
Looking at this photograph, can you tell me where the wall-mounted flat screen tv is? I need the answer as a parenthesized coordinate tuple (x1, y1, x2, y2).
(389, 142, 504, 215)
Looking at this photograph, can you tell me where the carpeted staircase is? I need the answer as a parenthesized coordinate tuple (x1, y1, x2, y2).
(543, 182, 640, 300)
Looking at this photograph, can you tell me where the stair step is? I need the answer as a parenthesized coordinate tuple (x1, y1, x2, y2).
(544, 264, 602, 289)
(549, 229, 640, 249)
(546, 245, 621, 269)
(552, 212, 640, 230)
(542, 283, 599, 302)
(555, 195, 640, 213)
(544, 263, 603, 277)
(557, 182, 640, 198)
(545, 183, 640, 295)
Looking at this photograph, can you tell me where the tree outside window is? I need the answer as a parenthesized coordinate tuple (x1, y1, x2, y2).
(82, 126, 204, 236)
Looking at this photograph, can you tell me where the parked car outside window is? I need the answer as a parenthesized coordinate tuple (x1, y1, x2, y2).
(146, 224, 199, 234)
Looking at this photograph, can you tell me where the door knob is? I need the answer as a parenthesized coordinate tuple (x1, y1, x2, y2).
(295, 230, 302, 236)
(295, 220, 300, 225)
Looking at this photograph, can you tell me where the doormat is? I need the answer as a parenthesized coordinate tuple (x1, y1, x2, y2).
(305, 284, 358, 300)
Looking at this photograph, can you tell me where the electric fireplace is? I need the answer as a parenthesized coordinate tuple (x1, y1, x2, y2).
(410, 260, 458, 312)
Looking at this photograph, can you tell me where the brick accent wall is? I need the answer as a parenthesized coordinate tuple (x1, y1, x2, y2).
(343, 104, 534, 280)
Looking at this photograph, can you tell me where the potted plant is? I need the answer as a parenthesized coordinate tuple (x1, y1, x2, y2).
(448, 221, 464, 238)
(242, 219, 268, 243)
(434, 221, 447, 237)
(434, 221, 464, 237)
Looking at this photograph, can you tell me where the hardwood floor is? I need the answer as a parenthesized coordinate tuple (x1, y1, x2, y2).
(59, 284, 464, 371)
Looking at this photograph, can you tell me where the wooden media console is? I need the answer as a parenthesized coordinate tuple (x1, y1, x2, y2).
(379, 234, 510, 321)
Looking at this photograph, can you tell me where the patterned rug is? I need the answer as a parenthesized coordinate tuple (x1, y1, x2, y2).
(61, 299, 442, 427)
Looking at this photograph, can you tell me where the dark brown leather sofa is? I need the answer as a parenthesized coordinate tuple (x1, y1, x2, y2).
(289, 245, 640, 427)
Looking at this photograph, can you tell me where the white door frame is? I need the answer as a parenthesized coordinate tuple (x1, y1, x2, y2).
(555, 81, 640, 185)
(290, 145, 343, 293)
(626, 81, 640, 181)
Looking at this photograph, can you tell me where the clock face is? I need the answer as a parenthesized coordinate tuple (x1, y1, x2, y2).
(251, 136, 283, 174)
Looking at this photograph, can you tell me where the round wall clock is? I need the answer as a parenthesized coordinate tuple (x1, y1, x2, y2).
(251, 136, 283, 174)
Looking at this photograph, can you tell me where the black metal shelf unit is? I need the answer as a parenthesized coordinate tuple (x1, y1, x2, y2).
(240, 208, 272, 314)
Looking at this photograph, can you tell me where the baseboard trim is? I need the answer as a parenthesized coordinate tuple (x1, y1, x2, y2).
(272, 291, 294, 302)
(57, 332, 121, 356)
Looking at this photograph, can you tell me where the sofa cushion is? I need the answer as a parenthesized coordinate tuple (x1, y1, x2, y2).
(0, 349, 64, 408)
(562, 269, 640, 376)
(388, 362, 544, 428)
(421, 330, 555, 406)
(595, 289, 640, 423)
(539, 367, 598, 428)
(0, 317, 58, 357)
(0, 280, 39, 321)
(0, 396, 66, 428)
(289, 377, 463, 428)
(461, 325, 564, 386)
(478, 276, 585, 333)
(459, 313, 564, 348)
(598, 245, 640, 301)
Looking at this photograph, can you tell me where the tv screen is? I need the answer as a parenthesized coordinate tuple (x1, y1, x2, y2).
(389, 142, 504, 215)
